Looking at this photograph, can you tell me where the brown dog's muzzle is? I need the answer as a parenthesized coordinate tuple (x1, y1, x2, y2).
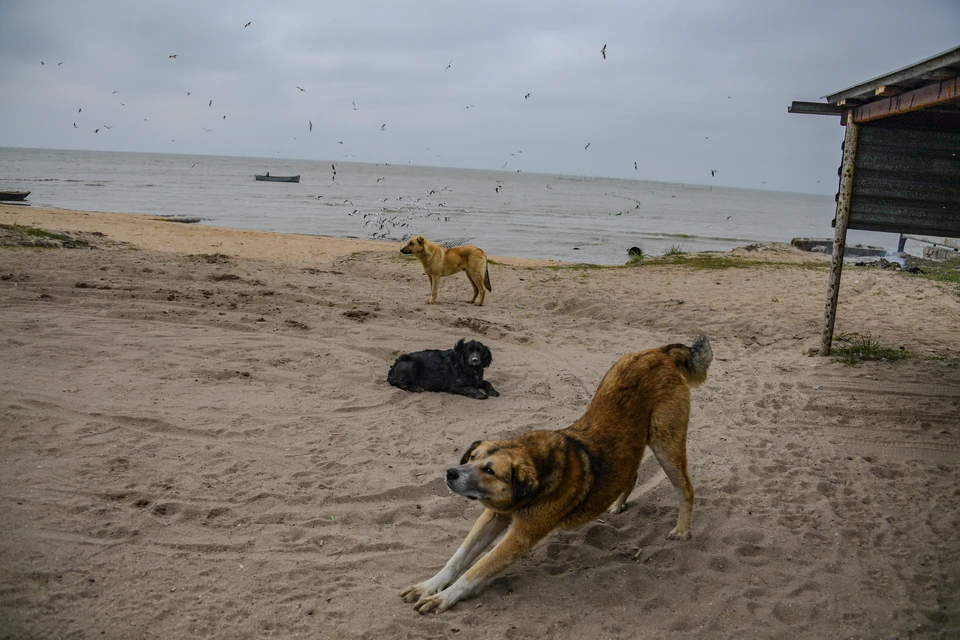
(446, 465, 483, 500)
(400, 246, 411, 254)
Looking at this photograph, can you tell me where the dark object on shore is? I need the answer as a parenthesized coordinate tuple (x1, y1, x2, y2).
(791, 237, 886, 258)
(254, 174, 300, 183)
(388, 339, 498, 400)
(0, 191, 30, 201)
(154, 216, 202, 224)
(628, 246, 643, 257)
(854, 258, 924, 274)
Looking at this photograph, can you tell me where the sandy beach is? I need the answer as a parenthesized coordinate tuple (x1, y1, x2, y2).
(1, 205, 958, 639)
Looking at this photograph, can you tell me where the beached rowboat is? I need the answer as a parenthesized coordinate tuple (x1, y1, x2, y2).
(254, 174, 300, 183)
(0, 191, 30, 201)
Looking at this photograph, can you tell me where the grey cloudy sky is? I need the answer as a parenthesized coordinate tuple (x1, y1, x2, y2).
(1, 0, 957, 194)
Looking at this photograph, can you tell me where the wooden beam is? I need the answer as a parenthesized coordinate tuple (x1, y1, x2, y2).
(837, 98, 864, 106)
(853, 77, 960, 123)
(920, 67, 958, 81)
(875, 85, 906, 97)
(820, 115, 860, 356)
(788, 101, 844, 116)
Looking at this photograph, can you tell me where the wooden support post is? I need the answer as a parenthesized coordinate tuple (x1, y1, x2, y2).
(820, 114, 859, 355)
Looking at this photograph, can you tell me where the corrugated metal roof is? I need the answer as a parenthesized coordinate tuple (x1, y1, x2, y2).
(825, 45, 960, 104)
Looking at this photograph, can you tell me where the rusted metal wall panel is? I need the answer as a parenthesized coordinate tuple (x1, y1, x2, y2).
(842, 117, 960, 237)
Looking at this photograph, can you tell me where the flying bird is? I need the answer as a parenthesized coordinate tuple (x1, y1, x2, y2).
(169, 54, 177, 59)
(202, 127, 212, 132)
(222, 115, 226, 120)
(601, 44, 607, 60)
(111, 90, 120, 94)
(40, 61, 44, 65)
(191, 162, 200, 169)
(381, 124, 386, 131)
(103, 125, 112, 130)
(93, 128, 99, 134)
(584, 143, 591, 150)
(524, 93, 531, 99)
(634, 162, 637, 170)
(309, 120, 313, 132)
(187, 92, 191, 96)
(352, 101, 357, 110)
(73, 123, 77, 128)
(209, 100, 212, 107)
(710, 169, 717, 177)
(78, 108, 82, 113)
(376, 177, 384, 183)
(445, 59, 453, 72)
(296, 86, 306, 92)
(244, 21, 252, 27)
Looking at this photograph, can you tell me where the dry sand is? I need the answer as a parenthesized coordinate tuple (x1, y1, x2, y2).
(1, 205, 958, 639)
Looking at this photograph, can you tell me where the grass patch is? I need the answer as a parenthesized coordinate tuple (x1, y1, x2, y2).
(643, 253, 778, 270)
(663, 245, 685, 256)
(0, 224, 89, 248)
(1, 224, 71, 241)
(831, 333, 910, 365)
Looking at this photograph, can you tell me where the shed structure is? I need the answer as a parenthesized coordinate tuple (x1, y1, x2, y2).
(789, 45, 960, 355)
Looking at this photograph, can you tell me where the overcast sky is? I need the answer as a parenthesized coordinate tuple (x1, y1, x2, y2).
(1, 1, 957, 194)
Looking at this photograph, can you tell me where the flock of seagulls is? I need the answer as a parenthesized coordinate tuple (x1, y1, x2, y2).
(42, 29, 752, 242)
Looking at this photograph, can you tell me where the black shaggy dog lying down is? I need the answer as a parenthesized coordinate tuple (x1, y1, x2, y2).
(387, 339, 499, 400)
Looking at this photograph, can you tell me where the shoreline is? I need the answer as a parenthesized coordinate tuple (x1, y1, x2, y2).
(0, 204, 569, 268)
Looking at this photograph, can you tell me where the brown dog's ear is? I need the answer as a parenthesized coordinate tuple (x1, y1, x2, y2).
(416, 236, 425, 246)
(512, 458, 538, 504)
(460, 440, 484, 465)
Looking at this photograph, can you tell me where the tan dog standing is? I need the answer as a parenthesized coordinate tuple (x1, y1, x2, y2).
(400, 335, 713, 614)
(400, 236, 491, 305)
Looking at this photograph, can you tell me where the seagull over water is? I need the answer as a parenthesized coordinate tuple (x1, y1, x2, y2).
(524, 93, 531, 99)
(601, 44, 607, 59)
(309, 120, 313, 132)
(584, 142, 591, 150)
(381, 124, 386, 131)
(169, 54, 177, 59)
(209, 100, 212, 107)
(445, 59, 453, 72)
(244, 21, 252, 27)
(296, 86, 306, 92)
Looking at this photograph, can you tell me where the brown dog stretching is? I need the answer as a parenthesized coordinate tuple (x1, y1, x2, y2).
(400, 335, 713, 614)
(400, 235, 491, 305)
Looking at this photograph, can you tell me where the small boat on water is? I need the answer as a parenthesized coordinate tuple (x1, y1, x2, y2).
(254, 173, 300, 183)
(0, 191, 30, 201)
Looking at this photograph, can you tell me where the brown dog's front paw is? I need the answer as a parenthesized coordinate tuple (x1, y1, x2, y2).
(399, 584, 425, 603)
(413, 593, 450, 615)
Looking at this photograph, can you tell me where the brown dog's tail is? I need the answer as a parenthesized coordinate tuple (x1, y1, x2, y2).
(484, 265, 492, 292)
(664, 334, 712, 387)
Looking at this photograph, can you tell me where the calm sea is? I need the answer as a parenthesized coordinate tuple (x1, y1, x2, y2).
(0, 147, 898, 265)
